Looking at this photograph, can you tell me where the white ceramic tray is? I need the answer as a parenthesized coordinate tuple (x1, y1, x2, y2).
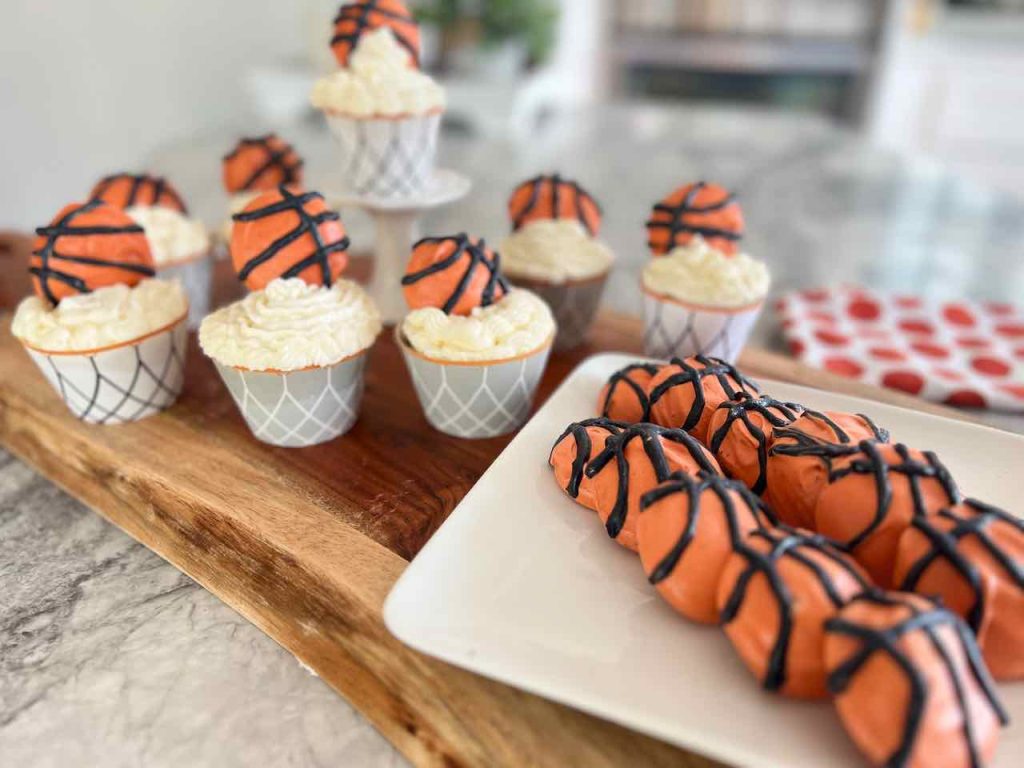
(384, 353, 1023, 768)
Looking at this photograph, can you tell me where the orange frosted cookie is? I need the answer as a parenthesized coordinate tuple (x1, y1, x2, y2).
(401, 233, 509, 316)
(508, 173, 602, 237)
(90, 172, 188, 213)
(222, 135, 303, 195)
(637, 472, 773, 623)
(549, 417, 628, 511)
(597, 361, 663, 423)
(331, 0, 420, 67)
(825, 591, 1006, 768)
(645, 181, 744, 256)
(716, 527, 870, 698)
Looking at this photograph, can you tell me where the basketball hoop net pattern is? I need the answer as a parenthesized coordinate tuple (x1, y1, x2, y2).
(214, 354, 367, 447)
(325, 112, 440, 200)
(24, 320, 187, 424)
(400, 342, 551, 438)
(643, 293, 762, 363)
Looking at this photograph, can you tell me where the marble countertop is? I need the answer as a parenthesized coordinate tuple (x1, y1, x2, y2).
(6, 102, 1024, 766)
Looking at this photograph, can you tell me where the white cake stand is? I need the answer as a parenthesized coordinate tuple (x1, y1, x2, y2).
(331, 169, 471, 324)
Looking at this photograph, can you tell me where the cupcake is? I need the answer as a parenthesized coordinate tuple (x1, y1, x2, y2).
(311, 2, 444, 199)
(500, 174, 613, 350)
(11, 199, 188, 424)
(220, 135, 304, 243)
(397, 233, 555, 438)
(642, 182, 769, 362)
(91, 172, 212, 328)
(199, 186, 381, 447)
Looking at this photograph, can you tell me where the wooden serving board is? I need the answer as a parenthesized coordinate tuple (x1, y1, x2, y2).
(0, 276, 974, 767)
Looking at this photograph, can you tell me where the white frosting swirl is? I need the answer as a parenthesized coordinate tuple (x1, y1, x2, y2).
(500, 219, 614, 284)
(199, 277, 381, 371)
(310, 28, 445, 118)
(127, 205, 210, 266)
(12, 279, 187, 352)
(642, 236, 770, 308)
(402, 289, 555, 363)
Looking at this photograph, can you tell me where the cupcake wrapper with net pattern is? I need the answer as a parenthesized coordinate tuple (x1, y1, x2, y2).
(399, 338, 552, 439)
(214, 353, 367, 447)
(23, 319, 187, 424)
(643, 293, 762, 363)
(511, 274, 607, 351)
(157, 253, 212, 330)
(325, 112, 440, 200)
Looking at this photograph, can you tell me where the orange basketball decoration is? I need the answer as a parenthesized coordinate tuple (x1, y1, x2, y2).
(646, 355, 759, 443)
(706, 393, 803, 495)
(30, 200, 155, 305)
(549, 418, 628, 511)
(584, 423, 720, 551)
(765, 410, 889, 530)
(222, 135, 304, 195)
(814, 442, 961, 588)
(637, 472, 772, 624)
(90, 173, 188, 213)
(508, 174, 603, 237)
(230, 186, 350, 291)
(646, 181, 744, 256)
(597, 362, 663, 423)
(894, 499, 1024, 680)
(716, 528, 871, 698)
(331, 0, 420, 68)
(401, 233, 509, 316)
(825, 591, 1006, 768)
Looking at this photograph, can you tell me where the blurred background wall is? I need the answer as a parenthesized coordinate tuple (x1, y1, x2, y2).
(3, 0, 1024, 230)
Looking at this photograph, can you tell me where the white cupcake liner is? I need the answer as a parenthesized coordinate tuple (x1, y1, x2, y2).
(324, 111, 441, 200)
(642, 289, 763, 363)
(21, 317, 188, 424)
(397, 328, 552, 439)
(213, 351, 368, 447)
(511, 272, 608, 351)
(157, 251, 212, 329)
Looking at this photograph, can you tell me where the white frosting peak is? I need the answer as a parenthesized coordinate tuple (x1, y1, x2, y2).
(311, 27, 445, 118)
(642, 236, 770, 308)
(126, 205, 210, 266)
(199, 277, 381, 371)
(500, 219, 614, 284)
(402, 289, 555, 362)
(12, 279, 188, 352)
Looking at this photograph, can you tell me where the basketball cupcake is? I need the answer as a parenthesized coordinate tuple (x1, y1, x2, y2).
(500, 174, 613, 349)
(824, 591, 1007, 768)
(814, 441, 961, 587)
(893, 499, 1024, 680)
(311, 2, 444, 199)
(642, 183, 768, 362)
(220, 135, 304, 241)
(199, 186, 380, 447)
(11, 199, 188, 423)
(397, 233, 555, 438)
(92, 173, 212, 328)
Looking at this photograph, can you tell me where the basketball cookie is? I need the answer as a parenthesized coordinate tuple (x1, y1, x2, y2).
(706, 393, 804, 495)
(223, 135, 304, 195)
(894, 499, 1024, 680)
(637, 471, 773, 623)
(549, 417, 628, 511)
(401, 233, 509, 316)
(90, 173, 188, 213)
(825, 591, 1006, 768)
(645, 181, 744, 256)
(814, 442, 961, 587)
(584, 423, 720, 551)
(30, 200, 155, 305)
(508, 174, 602, 237)
(331, 0, 420, 67)
(765, 410, 890, 529)
(597, 361, 663, 423)
(646, 355, 760, 442)
(717, 527, 871, 698)
(230, 186, 350, 291)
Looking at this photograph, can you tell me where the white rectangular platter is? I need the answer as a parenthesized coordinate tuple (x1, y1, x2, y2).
(384, 353, 1023, 768)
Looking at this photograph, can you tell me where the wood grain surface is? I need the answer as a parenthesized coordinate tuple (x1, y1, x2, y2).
(0, 290, 973, 767)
